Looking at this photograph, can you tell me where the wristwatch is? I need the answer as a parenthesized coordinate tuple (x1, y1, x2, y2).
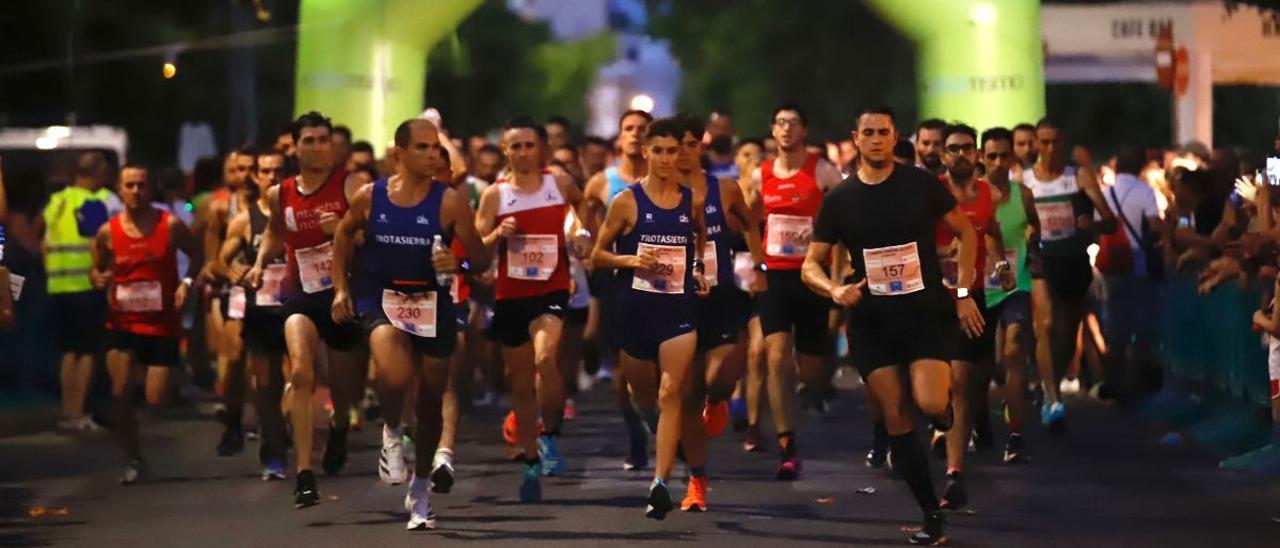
(953, 287, 970, 300)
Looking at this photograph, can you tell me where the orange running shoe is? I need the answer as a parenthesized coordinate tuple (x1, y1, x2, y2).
(502, 410, 519, 445)
(680, 476, 707, 512)
(703, 401, 729, 439)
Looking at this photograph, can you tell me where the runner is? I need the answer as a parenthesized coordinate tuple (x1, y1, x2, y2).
(931, 123, 1011, 510)
(978, 127, 1041, 464)
(914, 118, 946, 176)
(674, 114, 766, 512)
(89, 165, 202, 484)
(332, 117, 487, 530)
(201, 149, 254, 456)
(475, 116, 586, 500)
(1024, 118, 1116, 432)
(246, 111, 365, 508)
(735, 138, 768, 449)
(803, 106, 977, 545)
(213, 147, 291, 480)
(747, 103, 843, 480)
(591, 117, 709, 520)
(1012, 123, 1037, 172)
(582, 110, 653, 469)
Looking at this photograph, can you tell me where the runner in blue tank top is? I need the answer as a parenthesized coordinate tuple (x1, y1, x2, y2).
(592, 117, 710, 521)
(670, 114, 766, 513)
(581, 109, 656, 470)
(331, 118, 489, 532)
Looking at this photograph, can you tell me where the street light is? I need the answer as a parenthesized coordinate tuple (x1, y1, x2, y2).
(629, 93, 655, 113)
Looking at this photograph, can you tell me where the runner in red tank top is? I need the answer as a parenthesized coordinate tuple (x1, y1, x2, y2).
(246, 112, 366, 509)
(475, 116, 586, 497)
(90, 165, 201, 485)
(745, 103, 843, 480)
(929, 122, 1013, 514)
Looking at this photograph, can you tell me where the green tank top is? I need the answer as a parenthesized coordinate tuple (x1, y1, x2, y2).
(985, 182, 1032, 306)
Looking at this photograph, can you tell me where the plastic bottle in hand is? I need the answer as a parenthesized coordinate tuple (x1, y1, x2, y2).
(432, 234, 452, 290)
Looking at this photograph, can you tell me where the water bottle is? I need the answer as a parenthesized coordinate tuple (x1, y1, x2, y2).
(432, 234, 452, 289)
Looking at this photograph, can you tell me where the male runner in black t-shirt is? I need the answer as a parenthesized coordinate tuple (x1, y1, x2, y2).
(803, 106, 981, 546)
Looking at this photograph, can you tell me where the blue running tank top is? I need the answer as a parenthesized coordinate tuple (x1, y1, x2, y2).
(605, 166, 630, 206)
(701, 175, 737, 289)
(354, 177, 448, 315)
(616, 182, 696, 298)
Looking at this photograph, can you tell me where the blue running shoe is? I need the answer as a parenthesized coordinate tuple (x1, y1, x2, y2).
(519, 462, 542, 502)
(539, 434, 566, 477)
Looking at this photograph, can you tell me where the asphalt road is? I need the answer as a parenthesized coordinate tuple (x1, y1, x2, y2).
(1, 373, 1277, 547)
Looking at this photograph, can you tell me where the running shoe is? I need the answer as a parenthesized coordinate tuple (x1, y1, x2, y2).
(430, 449, 455, 494)
(539, 434, 566, 477)
(645, 479, 673, 520)
(1059, 377, 1081, 397)
(1041, 401, 1066, 434)
(216, 425, 245, 457)
(940, 470, 967, 510)
(595, 362, 614, 383)
(322, 426, 349, 476)
(120, 459, 146, 485)
(909, 510, 947, 546)
(703, 400, 729, 439)
(502, 410, 519, 445)
(563, 399, 578, 422)
(519, 461, 542, 502)
(865, 447, 887, 468)
(680, 477, 707, 512)
(294, 470, 320, 509)
(1003, 432, 1029, 464)
(379, 425, 408, 485)
(404, 477, 437, 530)
(775, 457, 801, 481)
(261, 459, 287, 482)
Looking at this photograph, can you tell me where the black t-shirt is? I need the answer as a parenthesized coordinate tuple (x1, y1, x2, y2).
(814, 164, 957, 322)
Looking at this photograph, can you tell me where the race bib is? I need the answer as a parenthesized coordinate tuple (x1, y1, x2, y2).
(1037, 202, 1077, 241)
(295, 242, 334, 294)
(864, 242, 925, 296)
(116, 280, 163, 312)
(765, 214, 812, 258)
(381, 289, 438, 338)
(986, 249, 1019, 289)
(256, 264, 286, 307)
(632, 243, 687, 294)
(733, 251, 757, 293)
(9, 273, 24, 302)
(227, 286, 247, 320)
(507, 234, 559, 281)
(702, 240, 719, 288)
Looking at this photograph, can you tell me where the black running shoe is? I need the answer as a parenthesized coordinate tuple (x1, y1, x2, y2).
(645, 480, 674, 521)
(1003, 433, 1029, 464)
(940, 471, 967, 511)
(216, 425, 245, 457)
(909, 510, 947, 546)
(865, 447, 887, 468)
(322, 427, 349, 476)
(294, 470, 320, 509)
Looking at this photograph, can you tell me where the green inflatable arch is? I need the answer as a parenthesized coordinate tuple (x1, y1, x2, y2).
(294, 0, 482, 148)
(294, 0, 1044, 144)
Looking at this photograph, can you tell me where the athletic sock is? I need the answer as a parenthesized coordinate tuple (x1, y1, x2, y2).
(872, 421, 888, 452)
(888, 431, 940, 512)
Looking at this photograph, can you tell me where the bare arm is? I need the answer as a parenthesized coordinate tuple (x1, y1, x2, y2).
(802, 241, 837, 298)
(211, 212, 250, 282)
(724, 180, 765, 266)
(742, 167, 763, 215)
(332, 183, 373, 296)
(590, 191, 641, 270)
(582, 172, 608, 236)
(1021, 183, 1041, 250)
(942, 206, 979, 290)
(815, 159, 844, 191)
(90, 223, 113, 290)
(1077, 164, 1118, 236)
(201, 199, 229, 281)
(0, 267, 12, 330)
(170, 216, 203, 281)
(441, 185, 490, 273)
(475, 184, 504, 252)
(254, 187, 285, 270)
(439, 131, 468, 183)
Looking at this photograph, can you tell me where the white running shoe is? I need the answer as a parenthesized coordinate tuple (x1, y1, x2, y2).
(404, 477, 437, 530)
(430, 449, 455, 494)
(379, 425, 409, 485)
(1059, 378, 1082, 396)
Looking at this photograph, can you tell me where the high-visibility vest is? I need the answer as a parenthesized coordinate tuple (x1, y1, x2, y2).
(43, 186, 115, 294)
